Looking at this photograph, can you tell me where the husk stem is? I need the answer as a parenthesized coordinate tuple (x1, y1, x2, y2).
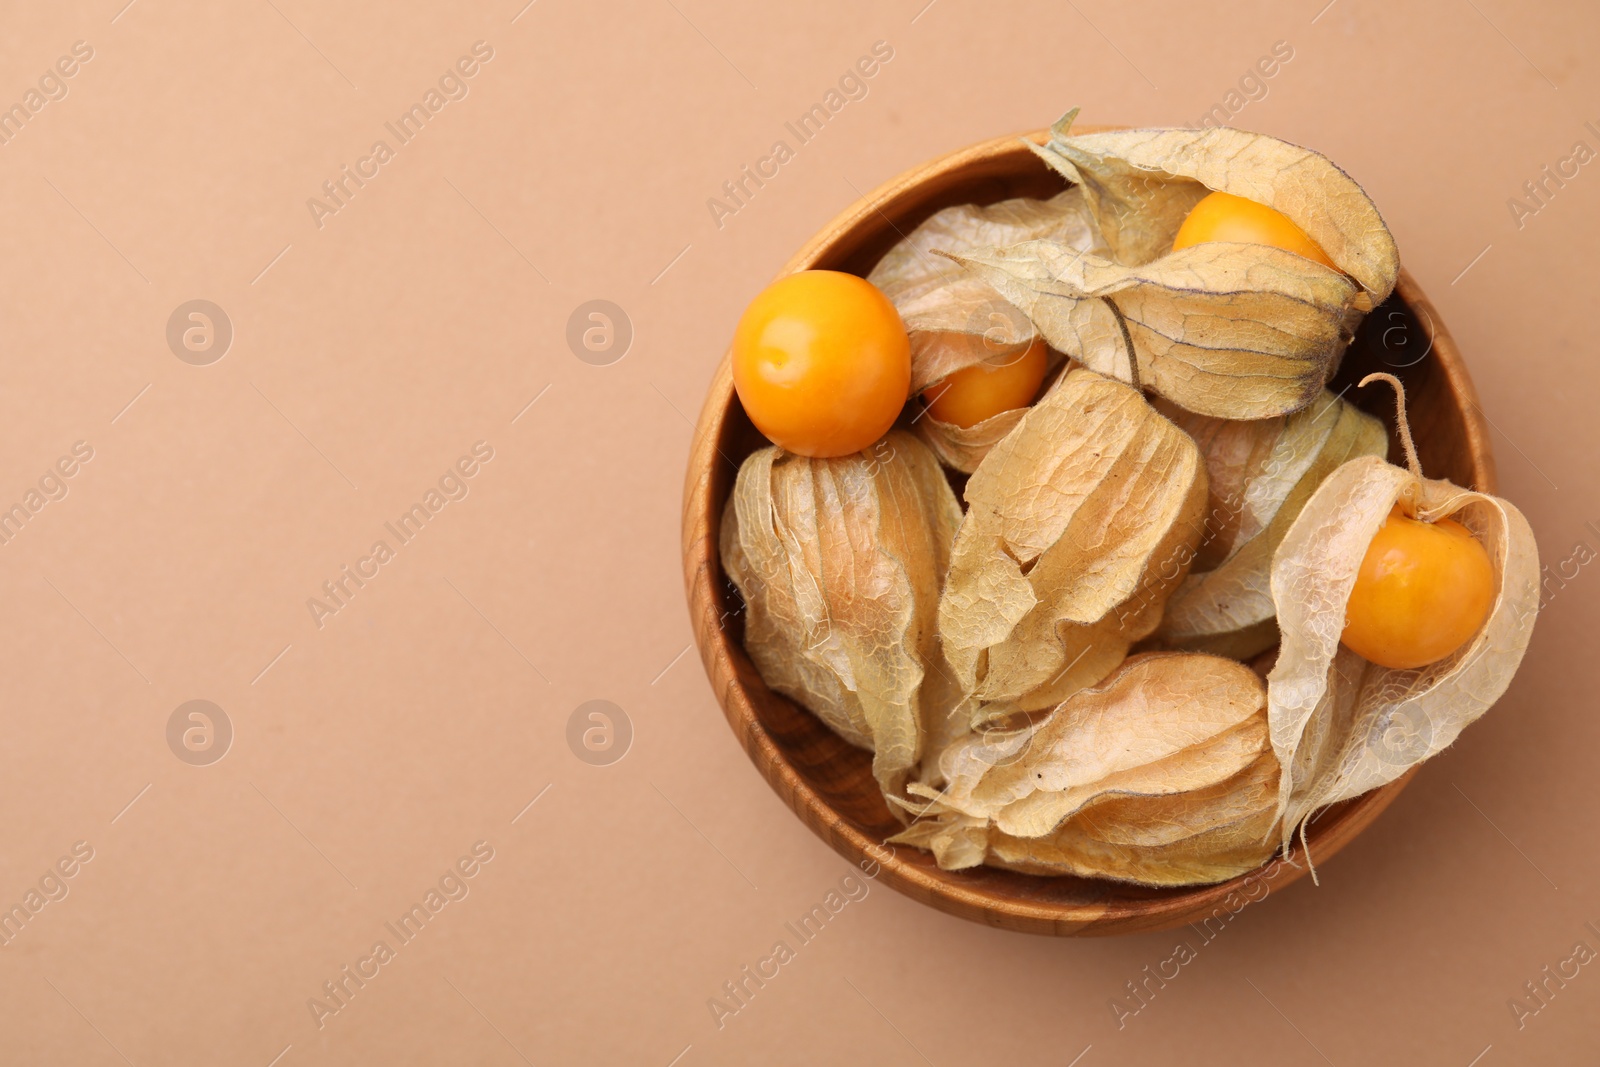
(1358, 372, 1423, 491)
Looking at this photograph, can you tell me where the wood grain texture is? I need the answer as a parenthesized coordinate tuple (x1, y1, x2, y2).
(680, 129, 1496, 936)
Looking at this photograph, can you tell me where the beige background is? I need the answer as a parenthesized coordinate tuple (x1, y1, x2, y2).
(0, 0, 1595, 1063)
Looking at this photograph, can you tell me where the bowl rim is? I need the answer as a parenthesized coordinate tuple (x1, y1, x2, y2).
(681, 126, 1497, 936)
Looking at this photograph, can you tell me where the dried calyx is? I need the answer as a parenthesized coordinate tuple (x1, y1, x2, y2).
(942, 109, 1401, 421)
(721, 432, 966, 810)
(867, 191, 1096, 471)
(1264, 373, 1540, 853)
(890, 654, 1282, 885)
(937, 368, 1207, 723)
(1153, 389, 1388, 658)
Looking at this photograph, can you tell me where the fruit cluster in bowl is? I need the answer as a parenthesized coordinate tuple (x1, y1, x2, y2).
(687, 111, 1539, 926)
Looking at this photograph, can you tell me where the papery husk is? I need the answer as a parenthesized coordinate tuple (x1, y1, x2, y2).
(868, 191, 1097, 472)
(911, 404, 1030, 475)
(1154, 390, 1389, 658)
(868, 189, 1101, 394)
(942, 109, 1401, 421)
(1029, 109, 1400, 294)
(948, 237, 1365, 422)
(937, 368, 1207, 721)
(720, 431, 966, 808)
(889, 653, 1283, 886)
(1166, 403, 1288, 572)
(1266, 454, 1541, 851)
(910, 356, 1073, 474)
(889, 812, 992, 872)
(988, 754, 1281, 885)
(909, 652, 1269, 828)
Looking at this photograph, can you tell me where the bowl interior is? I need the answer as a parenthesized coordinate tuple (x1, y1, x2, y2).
(684, 132, 1493, 935)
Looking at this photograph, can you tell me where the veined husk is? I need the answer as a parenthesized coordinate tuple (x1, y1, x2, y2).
(1267, 454, 1541, 850)
(912, 403, 1032, 474)
(720, 432, 966, 808)
(937, 368, 1207, 722)
(942, 109, 1401, 420)
(1154, 390, 1389, 658)
(889, 653, 1283, 886)
(867, 190, 1100, 472)
(988, 755, 1281, 885)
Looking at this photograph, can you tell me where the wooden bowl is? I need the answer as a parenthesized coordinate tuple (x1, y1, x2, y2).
(681, 127, 1495, 936)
